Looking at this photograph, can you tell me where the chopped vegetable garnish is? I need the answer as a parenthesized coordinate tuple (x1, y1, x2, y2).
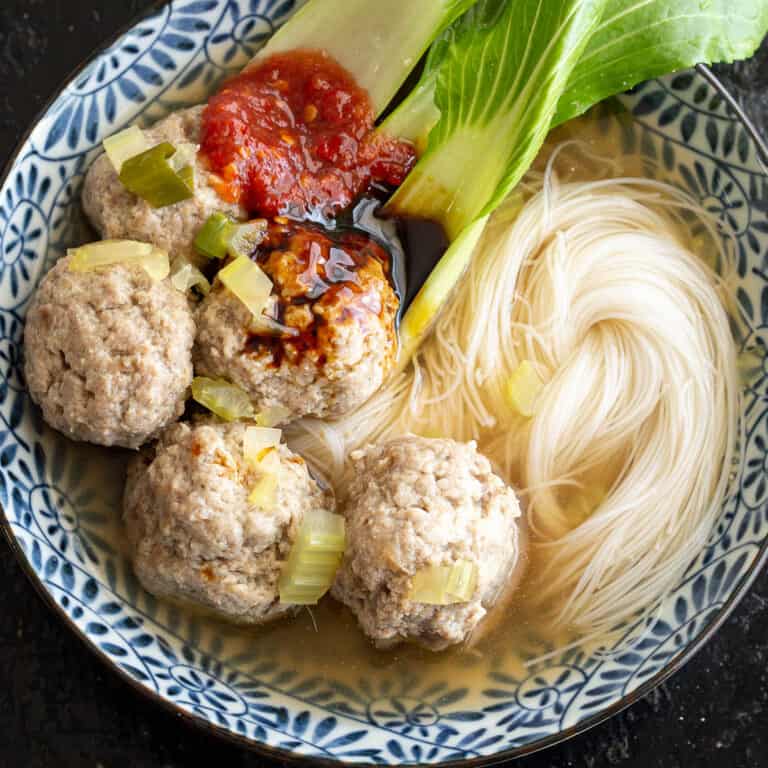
(119, 141, 195, 208)
(254, 406, 292, 427)
(409, 560, 478, 605)
(243, 426, 282, 464)
(194, 213, 232, 260)
(506, 360, 543, 418)
(218, 255, 273, 319)
(170, 262, 211, 295)
(103, 125, 150, 173)
(279, 509, 346, 605)
(227, 221, 268, 260)
(68, 240, 170, 281)
(169, 142, 198, 173)
(247, 447, 280, 508)
(191, 377, 255, 421)
(195, 215, 267, 261)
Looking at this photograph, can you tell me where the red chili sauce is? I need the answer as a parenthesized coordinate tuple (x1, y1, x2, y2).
(201, 50, 416, 219)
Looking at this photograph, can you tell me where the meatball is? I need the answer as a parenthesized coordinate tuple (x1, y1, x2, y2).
(82, 106, 245, 268)
(123, 419, 334, 624)
(194, 220, 398, 422)
(332, 435, 522, 651)
(24, 257, 195, 448)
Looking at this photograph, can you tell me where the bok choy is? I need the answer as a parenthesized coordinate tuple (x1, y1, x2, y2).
(253, 0, 480, 115)
(554, 0, 768, 126)
(388, 0, 608, 357)
(380, 0, 768, 359)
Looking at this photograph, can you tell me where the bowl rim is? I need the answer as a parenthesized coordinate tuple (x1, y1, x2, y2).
(1, 2, 767, 765)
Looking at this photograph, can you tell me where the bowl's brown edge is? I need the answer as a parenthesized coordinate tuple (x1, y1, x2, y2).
(0, 3, 766, 763)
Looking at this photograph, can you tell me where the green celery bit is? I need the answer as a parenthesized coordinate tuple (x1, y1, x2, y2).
(195, 215, 267, 260)
(102, 125, 150, 173)
(191, 377, 255, 421)
(195, 213, 232, 260)
(506, 360, 544, 418)
(119, 142, 195, 208)
(279, 509, 346, 605)
(409, 561, 478, 605)
(170, 261, 211, 295)
(254, 0, 478, 116)
(177, 164, 195, 190)
(228, 221, 267, 259)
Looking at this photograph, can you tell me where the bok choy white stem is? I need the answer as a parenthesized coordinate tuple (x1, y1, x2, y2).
(251, 0, 479, 116)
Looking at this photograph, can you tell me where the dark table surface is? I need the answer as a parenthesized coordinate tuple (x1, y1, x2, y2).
(0, 3, 766, 767)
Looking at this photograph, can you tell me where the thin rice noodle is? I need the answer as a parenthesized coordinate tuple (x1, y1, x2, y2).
(288, 146, 739, 636)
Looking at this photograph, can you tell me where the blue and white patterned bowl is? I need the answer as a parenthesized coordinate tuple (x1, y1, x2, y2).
(1, 1, 767, 764)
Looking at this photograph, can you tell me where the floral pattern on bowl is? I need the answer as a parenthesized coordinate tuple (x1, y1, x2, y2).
(1, 1, 767, 764)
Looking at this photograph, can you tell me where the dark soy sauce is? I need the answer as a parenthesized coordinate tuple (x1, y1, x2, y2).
(340, 190, 449, 321)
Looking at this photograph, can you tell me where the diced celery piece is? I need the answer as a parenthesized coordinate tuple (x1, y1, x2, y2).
(254, 406, 292, 427)
(445, 560, 478, 600)
(119, 141, 195, 208)
(243, 426, 282, 465)
(409, 568, 446, 604)
(248, 444, 280, 509)
(195, 215, 267, 261)
(103, 125, 150, 173)
(300, 513, 346, 552)
(195, 213, 232, 260)
(218, 255, 273, 319)
(506, 360, 543, 418)
(191, 377, 255, 421)
(227, 221, 267, 259)
(169, 142, 198, 173)
(409, 560, 479, 604)
(170, 262, 211, 295)
(68, 239, 170, 281)
(279, 509, 346, 605)
(177, 164, 195, 190)
(138, 247, 171, 281)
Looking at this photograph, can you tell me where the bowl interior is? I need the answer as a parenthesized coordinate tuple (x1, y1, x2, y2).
(1, 1, 768, 764)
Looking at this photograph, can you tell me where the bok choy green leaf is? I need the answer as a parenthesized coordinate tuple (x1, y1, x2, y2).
(253, 0, 479, 115)
(554, 0, 768, 126)
(385, 0, 607, 241)
(386, 1, 768, 146)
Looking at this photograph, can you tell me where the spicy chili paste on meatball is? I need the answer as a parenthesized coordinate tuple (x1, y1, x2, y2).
(83, 107, 246, 269)
(200, 49, 415, 219)
(194, 219, 398, 422)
